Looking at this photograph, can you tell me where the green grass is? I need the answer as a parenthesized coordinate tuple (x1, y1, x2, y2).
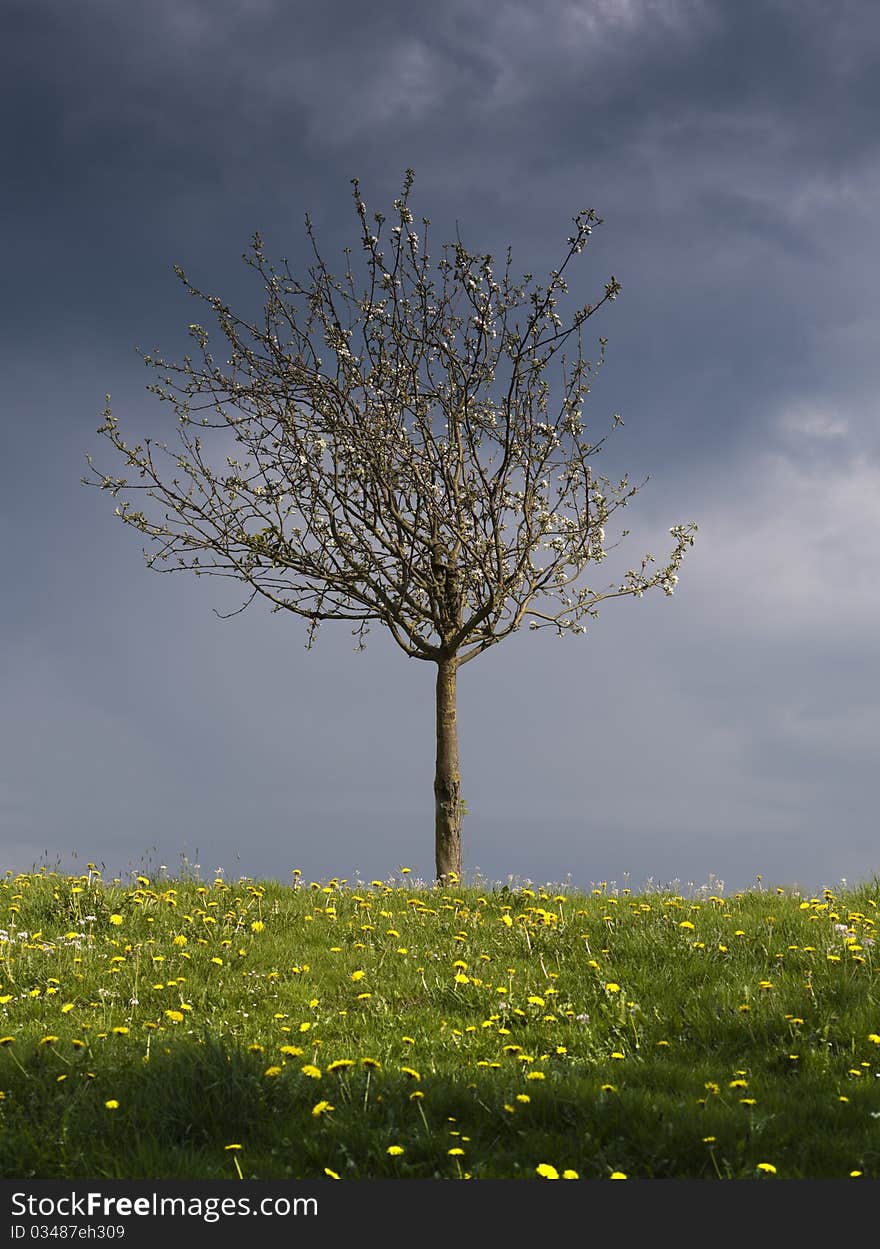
(1, 865, 879, 1179)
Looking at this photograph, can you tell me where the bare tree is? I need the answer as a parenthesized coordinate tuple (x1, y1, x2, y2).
(83, 169, 697, 884)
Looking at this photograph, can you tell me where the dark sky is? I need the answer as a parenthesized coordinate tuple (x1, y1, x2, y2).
(3, 0, 880, 893)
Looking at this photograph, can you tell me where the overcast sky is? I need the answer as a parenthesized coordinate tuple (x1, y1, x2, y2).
(3, 0, 879, 894)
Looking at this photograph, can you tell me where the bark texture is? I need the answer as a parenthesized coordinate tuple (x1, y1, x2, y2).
(434, 655, 461, 883)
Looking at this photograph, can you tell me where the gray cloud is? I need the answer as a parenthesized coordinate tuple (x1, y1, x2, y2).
(3, 0, 880, 893)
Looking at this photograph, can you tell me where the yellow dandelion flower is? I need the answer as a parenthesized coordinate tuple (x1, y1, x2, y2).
(562, 1170, 579, 1180)
(756, 1163, 777, 1174)
(351, 970, 365, 982)
(526, 1070, 546, 1080)
(164, 1010, 184, 1023)
(361, 1057, 381, 1070)
(312, 1101, 334, 1116)
(263, 1066, 283, 1077)
(448, 1148, 465, 1156)
(104, 1100, 119, 1110)
(324, 1168, 340, 1179)
(251, 920, 265, 932)
(604, 983, 621, 993)
(60, 1003, 75, 1014)
(400, 1066, 421, 1081)
(225, 1144, 242, 1151)
(386, 1145, 405, 1156)
(108, 915, 123, 926)
(279, 1045, 304, 1057)
(301, 1065, 322, 1079)
(536, 1163, 559, 1179)
(515, 1093, 530, 1103)
(609, 1171, 627, 1179)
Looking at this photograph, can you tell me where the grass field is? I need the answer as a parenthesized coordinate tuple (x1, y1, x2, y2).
(1, 864, 878, 1179)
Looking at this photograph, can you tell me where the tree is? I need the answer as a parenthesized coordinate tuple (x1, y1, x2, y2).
(83, 169, 697, 884)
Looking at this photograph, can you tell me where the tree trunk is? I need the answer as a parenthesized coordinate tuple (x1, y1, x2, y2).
(434, 654, 461, 884)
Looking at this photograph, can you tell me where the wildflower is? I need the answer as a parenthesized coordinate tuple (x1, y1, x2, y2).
(111, 1026, 129, 1035)
(401, 1067, 421, 1081)
(164, 1010, 184, 1023)
(225, 1144, 242, 1151)
(536, 1163, 559, 1179)
(61, 1003, 75, 1014)
(361, 1057, 381, 1070)
(526, 1070, 546, 1080)
(351, 970, 365, 982)
(387, 1145, 405, 1156)
(601, 1084, 617, 1092)
(39, 1035, 59, 1046)
(327, 1059, 355, 1073)
(868, 1034, 880, 1045)
(324, 1168, 340, 1180)
(301, 1065, 322, 1079)
(756, 1163, 776, 1174)
(562, 1170, 579, 1179)
(108, 915, 123, 926)
(264, 1066, 283, 1077)
(279, 1045, 303, 1057)
(105, 1100, 119, 1110)
(251, 920, 265, 932)
(515, 1094, 530, 1103)
(448, 1148, 465, 1156)
(609, 1171, 627, 1179)
(312, 1101, 334, 1116)
(604, 983, 621, 994)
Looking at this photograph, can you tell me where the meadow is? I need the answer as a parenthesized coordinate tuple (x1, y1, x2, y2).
(1, 864, 878, 1180)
